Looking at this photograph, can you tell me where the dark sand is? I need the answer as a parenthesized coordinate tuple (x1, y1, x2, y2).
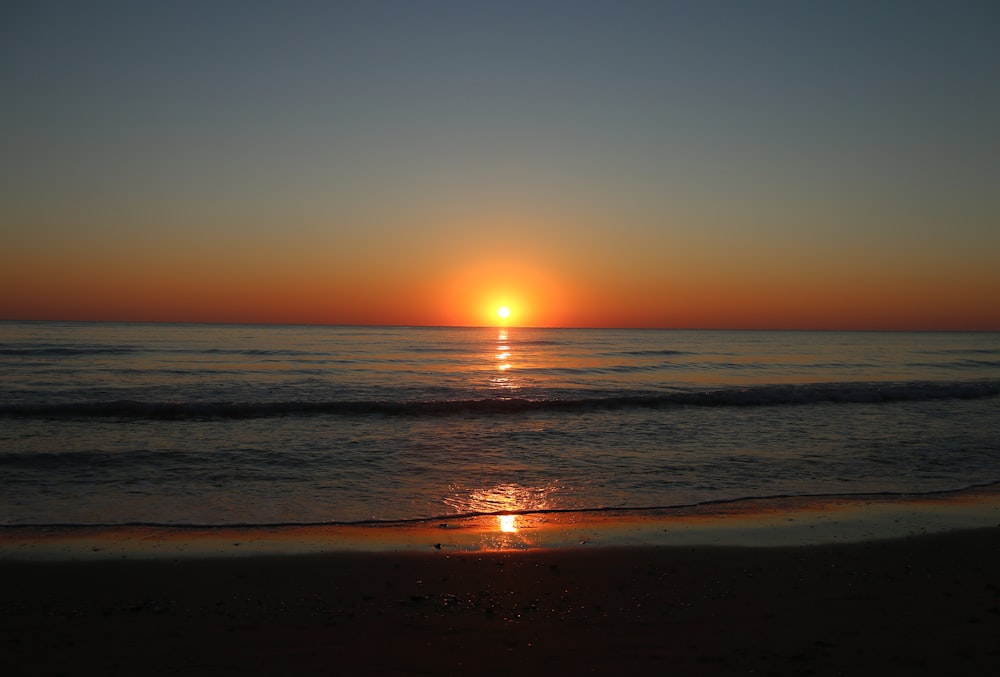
(3, 528, 999, 676)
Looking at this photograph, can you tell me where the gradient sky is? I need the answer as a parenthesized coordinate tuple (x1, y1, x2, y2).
(2, 0, 998, 329)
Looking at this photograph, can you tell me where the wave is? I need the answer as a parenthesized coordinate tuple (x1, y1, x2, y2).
(911, 360, 1000, 370)
(0, 345, 142, 357)
(0, 345, 335, 358)
(2, 380, 997, 420)
(921, 348, 1000, 356)
(4, 481, 998, 529)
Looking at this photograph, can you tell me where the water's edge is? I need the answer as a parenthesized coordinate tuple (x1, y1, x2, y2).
(4, 484, 999, 560)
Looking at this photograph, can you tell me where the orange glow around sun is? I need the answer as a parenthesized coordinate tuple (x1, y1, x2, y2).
(431, 259, 573, 327)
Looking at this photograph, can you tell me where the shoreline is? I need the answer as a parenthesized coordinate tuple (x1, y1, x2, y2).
(3, 486, 999, 560)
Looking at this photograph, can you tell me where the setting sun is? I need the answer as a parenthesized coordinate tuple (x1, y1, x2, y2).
(497, 306, 511, 320)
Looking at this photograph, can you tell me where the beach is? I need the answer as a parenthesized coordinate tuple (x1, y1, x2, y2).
(4, 521, 999, 675)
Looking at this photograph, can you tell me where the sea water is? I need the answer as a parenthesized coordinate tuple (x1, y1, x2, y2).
(1, 321, 998, 526)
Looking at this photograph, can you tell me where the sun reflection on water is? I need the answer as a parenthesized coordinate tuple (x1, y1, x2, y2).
(490, 328, 517, 386)
(495, 329, 511, 371)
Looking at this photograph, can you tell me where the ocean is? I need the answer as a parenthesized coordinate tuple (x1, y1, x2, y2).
(1, 321, 998, 527)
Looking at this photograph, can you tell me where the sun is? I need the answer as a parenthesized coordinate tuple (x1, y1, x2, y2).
(497, 306, 511, 320)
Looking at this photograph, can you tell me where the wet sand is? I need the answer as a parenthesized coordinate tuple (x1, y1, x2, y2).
(3, 527, 999, 676)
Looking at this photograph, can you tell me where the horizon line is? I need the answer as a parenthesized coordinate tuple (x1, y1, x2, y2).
(1, 317, 997, 333)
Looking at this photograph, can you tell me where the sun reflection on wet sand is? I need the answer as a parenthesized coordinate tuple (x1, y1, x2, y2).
(498, 514, 518, 533)
(443, 482, 559, 549)
(481, 514, 533, 549)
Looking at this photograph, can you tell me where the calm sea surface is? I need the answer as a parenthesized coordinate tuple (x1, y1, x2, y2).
(1, 321, 998, 526)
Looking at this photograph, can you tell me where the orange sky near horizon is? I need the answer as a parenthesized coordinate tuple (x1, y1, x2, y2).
(3, 221, 996, 330)
(2, 3, 999, 331)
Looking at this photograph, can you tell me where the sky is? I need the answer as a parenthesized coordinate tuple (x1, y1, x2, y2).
(2, 0, 998, 329)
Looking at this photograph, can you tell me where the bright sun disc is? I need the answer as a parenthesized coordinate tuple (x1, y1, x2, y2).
(497, 306, 511, 319)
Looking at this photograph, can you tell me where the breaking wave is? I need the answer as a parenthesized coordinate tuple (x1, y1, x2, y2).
(3, 380, 997, 420)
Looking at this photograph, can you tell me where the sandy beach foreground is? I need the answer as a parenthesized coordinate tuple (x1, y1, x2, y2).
(3, 526, 999, 676)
